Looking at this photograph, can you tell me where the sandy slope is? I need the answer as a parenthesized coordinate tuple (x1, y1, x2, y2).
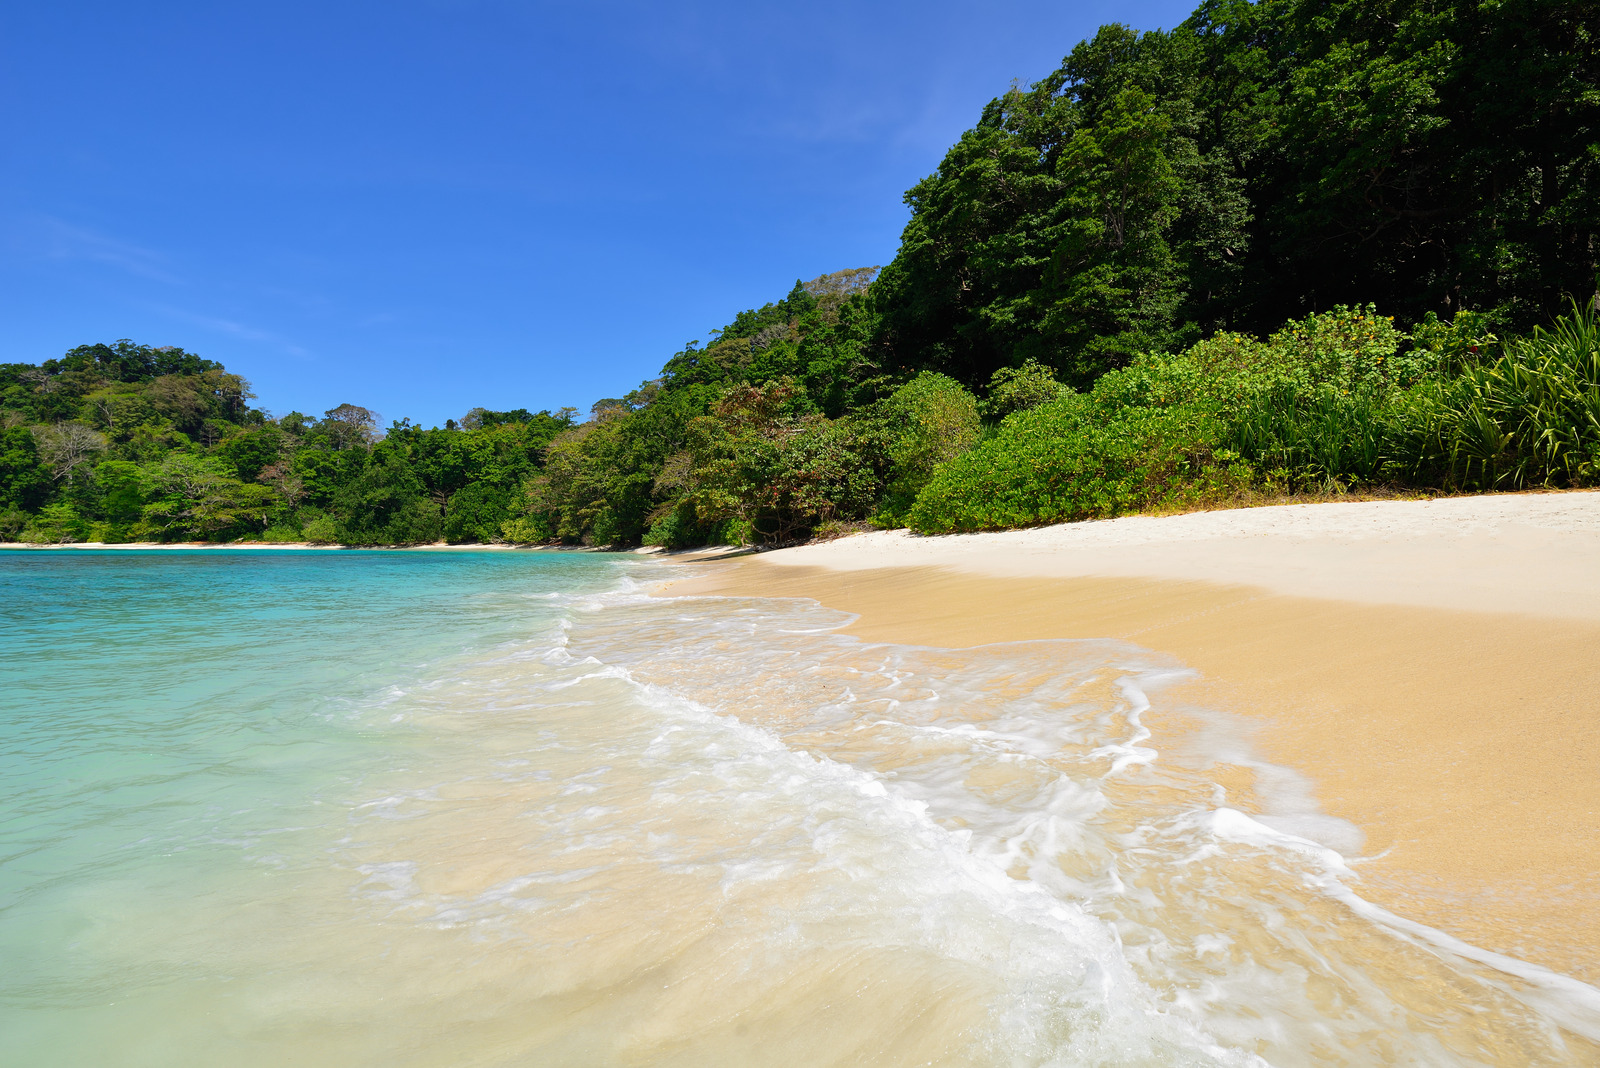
(748, 491, 1600, 619)
(663, 491, 1600, 980)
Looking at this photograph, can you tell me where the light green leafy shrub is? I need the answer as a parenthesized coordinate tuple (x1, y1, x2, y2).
(1192, 308, 1427, 491)
(300, 514, 341, 544)
(873, 372, 980, 523)
(909, 392, 1248, 533)
(84, 522, 135, 543)
(259, 523, 306, 543)
(140, 453, 276, 541)
(20, 502, 88, 544)
(1410, 308, 1500, 376)
(909, 306, 1429, 531)
(500, 515, 552, 545)
(910, 302, 1600, 534)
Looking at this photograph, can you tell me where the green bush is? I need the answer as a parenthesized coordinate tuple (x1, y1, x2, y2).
(20, 503, 88, 544)
(872, 372, 980, 523)
(982, 360, 1068, 420)
(500, 515, 551, 545)
(908, 306, 1439, 531)
(640, 507, 748, 549)
(1262, 304, 1421, 394)
(84, 522, 135, 543)
(1418, 300, 1600, 489)
(300, 514, 341, 544)
(909, 394, 1247, 533)
(1222, 303, 1600, 493)
(1410, 308, 1499, 377)
(259, 523, 305, 543)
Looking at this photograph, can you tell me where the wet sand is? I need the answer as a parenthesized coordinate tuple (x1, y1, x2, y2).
(662, 493, 1600, 981)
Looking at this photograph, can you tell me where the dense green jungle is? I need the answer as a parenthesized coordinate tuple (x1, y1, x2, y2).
(4, 0, 1597, 547)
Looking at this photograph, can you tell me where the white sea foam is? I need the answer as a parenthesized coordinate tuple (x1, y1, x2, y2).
(503, 567, 1600, 1064)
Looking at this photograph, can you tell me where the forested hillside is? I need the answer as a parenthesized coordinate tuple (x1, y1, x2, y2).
(4, 0, 1597, 546)
(877, 0, 1599, 387)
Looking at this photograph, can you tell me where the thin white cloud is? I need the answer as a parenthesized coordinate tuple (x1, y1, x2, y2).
(23, 215, 184, 285)
(146, 303, 314, 361)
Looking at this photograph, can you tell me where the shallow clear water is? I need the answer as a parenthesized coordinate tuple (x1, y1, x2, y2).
(1, 550, 1596, 1066)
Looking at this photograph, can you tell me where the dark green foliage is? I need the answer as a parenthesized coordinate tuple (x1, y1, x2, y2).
(329, 448, 442, 546)
(444, 482, 512, 543)
(871, 25, 1246, 388)
(93, 460, 145, 529)
(61, 340, 221, 382)
(983, 360, 1070, 419)
(215, 427, 282, 482)
(1207, 0, 1600, 329)
(0, 426, 50, 512)
(872, 0, 1600, 391)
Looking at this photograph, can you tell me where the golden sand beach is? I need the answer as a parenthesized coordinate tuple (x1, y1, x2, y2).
(663, 491, 1600, 982)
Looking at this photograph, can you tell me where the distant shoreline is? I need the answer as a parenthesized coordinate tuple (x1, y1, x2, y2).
(0, 541, 607, 552)
(660, 491, 1600, 982)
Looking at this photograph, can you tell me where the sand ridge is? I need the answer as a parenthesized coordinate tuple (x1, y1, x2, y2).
(740, 491, 1600, 621)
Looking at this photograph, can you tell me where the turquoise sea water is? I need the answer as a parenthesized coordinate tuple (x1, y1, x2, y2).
(3, 549, 1598, 1066)
(0, 550, 629, 1064)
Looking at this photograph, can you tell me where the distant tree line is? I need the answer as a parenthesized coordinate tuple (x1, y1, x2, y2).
(0, 340, 575, 544)
(3, 0, 1597, 546)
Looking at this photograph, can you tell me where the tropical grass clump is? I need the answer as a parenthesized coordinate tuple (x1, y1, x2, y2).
(1417, 301, 1600, 489)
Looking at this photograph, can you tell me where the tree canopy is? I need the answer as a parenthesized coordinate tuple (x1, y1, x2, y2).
(872, 0, 1599, 388)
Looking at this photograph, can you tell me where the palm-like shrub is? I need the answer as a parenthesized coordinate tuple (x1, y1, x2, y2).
(1423, 302, 1600, 489)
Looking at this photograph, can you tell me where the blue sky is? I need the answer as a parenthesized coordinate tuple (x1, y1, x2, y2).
(2, 0, 1194, 428)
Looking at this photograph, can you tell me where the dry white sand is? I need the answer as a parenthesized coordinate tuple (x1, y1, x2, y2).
(751, 490, 1600, 620)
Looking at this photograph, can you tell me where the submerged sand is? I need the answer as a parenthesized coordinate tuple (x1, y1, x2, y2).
(663, 492, 1600, 981)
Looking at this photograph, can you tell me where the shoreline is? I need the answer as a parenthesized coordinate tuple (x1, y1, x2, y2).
(660, 493, 1600, 981)
(0, 541, 603, 552)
